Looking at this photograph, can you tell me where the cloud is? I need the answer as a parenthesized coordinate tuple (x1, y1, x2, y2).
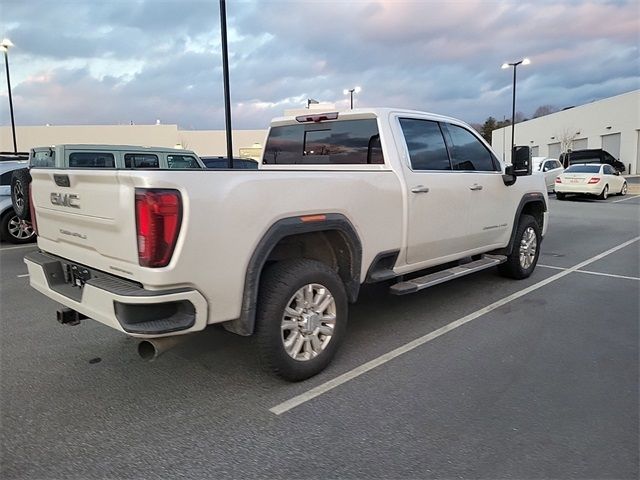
(1, 0, 638, 129)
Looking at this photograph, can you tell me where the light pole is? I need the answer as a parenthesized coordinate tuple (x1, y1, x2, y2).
(1, 38, 17, 154)
(343, 86, 361, 110)
(219, 0, 233, 168)
(501, 58, 530, 161)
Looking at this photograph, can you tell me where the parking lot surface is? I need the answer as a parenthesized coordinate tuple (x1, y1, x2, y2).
(1, 195, 638, 479)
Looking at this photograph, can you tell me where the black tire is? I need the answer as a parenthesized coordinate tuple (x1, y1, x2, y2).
(498, 214, 541, 280)
(255, 259, 348, 381)
(598, 184, 609, 200)
(618, 182, 627, 196)
(556, 192, 566, 200)
(11, 168, 31, 221)
(0, 210, 36, 244)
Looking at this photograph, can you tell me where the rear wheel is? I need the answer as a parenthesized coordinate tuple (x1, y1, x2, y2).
(498, 214, 541, 280)
(0, 211, 36, 244)
(255, 259, 348, 381)
(556, 192, 566, 200)
(618, 182, 627, 196)
(598, 184, 609, 200)
(11, 168, 31, 221)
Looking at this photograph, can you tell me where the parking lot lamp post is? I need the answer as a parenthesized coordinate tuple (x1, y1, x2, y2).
(501, 58, 530, 161)
(343, 86, 361, 110)
(1, 38, 17, 154)
(219, 0, 233, 169)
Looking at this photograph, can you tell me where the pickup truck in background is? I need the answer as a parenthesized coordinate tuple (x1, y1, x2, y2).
(22, 109, 548, 381)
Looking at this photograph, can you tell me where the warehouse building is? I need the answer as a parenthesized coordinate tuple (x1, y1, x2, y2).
(492, 90, 640, 174)
(0, 124, 267, 159)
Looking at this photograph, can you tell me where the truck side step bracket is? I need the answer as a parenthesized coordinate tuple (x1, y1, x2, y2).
(389, 255, 507, 295)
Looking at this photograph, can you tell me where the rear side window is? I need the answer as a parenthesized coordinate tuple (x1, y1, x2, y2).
(263, 119, 384, 165)
(31, 150, 55, 168)
(124, 153, 159, 169)
(68, 152, 115, 168)
(444, 124, 498, 171)
(167, 155, 201, 169)
(399, 118, 450, 170)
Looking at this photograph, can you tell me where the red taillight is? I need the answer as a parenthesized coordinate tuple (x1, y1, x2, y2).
(135, 189, 182, 268)
(588, 177, 601, 184)
(555, 177, 562, 183)
(29, 184, 38, 235)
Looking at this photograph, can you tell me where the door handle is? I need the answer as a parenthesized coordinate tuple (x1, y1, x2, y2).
(469, 184, 483, 191)
(411, 185, 430, 194)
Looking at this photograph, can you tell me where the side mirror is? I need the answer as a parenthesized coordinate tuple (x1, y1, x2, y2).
(502, 164, 517, 186)
(513, 146, 532, 176)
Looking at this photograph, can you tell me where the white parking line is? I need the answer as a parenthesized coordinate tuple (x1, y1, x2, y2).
(0, 244, 37, 252)
(16, 273, 30, 278)
(538, 264, 640, 281)
(270, 236, 640, 416)
(612, 194, 640, 204)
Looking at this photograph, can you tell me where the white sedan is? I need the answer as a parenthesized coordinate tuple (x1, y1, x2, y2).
(532, 157, 564, 192)
(555, 163, 628, 200)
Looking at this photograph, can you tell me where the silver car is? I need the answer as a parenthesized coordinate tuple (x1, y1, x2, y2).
(0, 159, 36, 244)
(532, 157, 564, 193)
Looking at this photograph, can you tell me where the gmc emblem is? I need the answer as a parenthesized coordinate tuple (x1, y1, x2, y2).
(50, 192, 80, 209)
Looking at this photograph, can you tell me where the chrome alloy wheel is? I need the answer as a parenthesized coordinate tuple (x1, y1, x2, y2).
(519, 226, 537, 270)
(13, 180, 25, 210)
(7, 215, 35, 240)
(621, 183, 628, 195)
(281, 283, 336, 361)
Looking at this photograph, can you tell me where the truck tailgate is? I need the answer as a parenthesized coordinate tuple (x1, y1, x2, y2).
(31, 169, 139, 270)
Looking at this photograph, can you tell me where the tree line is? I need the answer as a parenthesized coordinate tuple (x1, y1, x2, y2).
(471, 105, 559, 143)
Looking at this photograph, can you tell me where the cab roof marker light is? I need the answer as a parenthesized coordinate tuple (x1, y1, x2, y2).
(300, 214, 327, 223)
(295, 112, 339, 123)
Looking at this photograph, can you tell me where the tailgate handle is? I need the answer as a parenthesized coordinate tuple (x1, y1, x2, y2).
(54, 174, 70, 187)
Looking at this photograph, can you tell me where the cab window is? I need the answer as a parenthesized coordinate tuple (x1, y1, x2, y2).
(31, 150, 55, 168)
(443, 124, 498, 171)
(167, 155, 200, 168)
(399, 118, 451, 171)
(263, 119, 384, 165)
(68, 152, 115, 168)
(124, 153, 159, 169)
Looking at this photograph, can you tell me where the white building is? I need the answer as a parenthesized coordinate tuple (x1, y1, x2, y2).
(0, 124, 267, 159)
(492, 90, 640, 174)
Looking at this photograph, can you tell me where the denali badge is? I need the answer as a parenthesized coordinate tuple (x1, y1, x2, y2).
(59, 229, 87, 240)
(51, 192, 80, 208)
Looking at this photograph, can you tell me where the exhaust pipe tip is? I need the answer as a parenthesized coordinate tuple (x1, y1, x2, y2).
(137, 340, 159, 361)
(137, 334, 191, 361)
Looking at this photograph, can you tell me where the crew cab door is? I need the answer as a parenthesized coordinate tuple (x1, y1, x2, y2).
(440, 123, 511, 248)
(396, 117, 472, 264)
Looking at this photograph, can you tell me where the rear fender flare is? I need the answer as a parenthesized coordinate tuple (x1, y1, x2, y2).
(224, 213, 362, 336)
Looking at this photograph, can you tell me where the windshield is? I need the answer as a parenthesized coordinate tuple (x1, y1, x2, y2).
(565, 165, 601, 173)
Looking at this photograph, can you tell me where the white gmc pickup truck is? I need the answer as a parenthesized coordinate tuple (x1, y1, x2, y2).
(24, 109, 548, 380)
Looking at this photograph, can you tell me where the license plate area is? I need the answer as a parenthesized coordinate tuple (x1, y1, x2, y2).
(63, 263, 92, 288)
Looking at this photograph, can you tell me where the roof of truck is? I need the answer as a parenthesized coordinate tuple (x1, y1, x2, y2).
(31, 145, 198, 154)
(270, 108, 465, 127)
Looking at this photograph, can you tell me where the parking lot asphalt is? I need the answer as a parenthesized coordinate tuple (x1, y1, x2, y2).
(1, 194, 639, 479)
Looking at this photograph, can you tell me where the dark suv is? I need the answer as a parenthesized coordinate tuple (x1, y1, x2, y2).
(560, 149, 625, 173)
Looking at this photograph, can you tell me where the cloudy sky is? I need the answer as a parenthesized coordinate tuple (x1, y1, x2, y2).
(1, 0, 638, 130)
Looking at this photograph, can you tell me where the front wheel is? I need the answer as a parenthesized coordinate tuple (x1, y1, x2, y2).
(255, 259, 348, 381)
(498, 214, 541, 280)
(618, 182, 627, 196)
